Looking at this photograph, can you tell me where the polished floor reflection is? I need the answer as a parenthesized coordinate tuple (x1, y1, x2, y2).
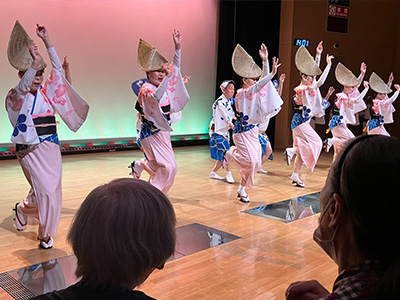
(0, 223, 240, 299)
(243, 192, 320, 223)
(174, 223, 241, 259)
(3, 256, 78, 300)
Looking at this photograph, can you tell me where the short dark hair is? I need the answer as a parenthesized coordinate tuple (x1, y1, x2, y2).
(300, 72, 309, 81)
(18, 69, 45, 77)
(68, 178, 176, 290)
(328, 135, 400, 299)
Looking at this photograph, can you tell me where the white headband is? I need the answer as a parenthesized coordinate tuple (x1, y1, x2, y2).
(220, 80, 235, 89)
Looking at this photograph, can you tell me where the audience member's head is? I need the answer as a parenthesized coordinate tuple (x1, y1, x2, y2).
(316, 135, 400, 298)
(68, 178, 176, 290)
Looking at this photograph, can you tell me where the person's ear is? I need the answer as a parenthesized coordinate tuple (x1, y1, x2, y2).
(328, 193, 344, 229)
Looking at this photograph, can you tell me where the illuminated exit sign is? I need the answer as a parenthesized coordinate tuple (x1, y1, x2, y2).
(328, 4, 349, 18)
(327, 0, 350, 33)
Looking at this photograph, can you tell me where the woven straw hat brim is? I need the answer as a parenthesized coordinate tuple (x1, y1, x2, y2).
(370, 72, 392, 94)
(335, 62, 361, 87)
(295, 46, 322, 76)
(137, 39, 168, 72)
(231, 44, 262, 78)
(7, 21, 46, 71)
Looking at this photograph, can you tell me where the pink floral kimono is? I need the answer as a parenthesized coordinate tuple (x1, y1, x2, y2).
(6, 47, 89, 240)
(230, 61, 283, 187)
(137, 49, 190, 194)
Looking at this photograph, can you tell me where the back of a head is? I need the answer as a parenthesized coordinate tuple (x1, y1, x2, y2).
(68, 178, 176, 290)
(331, 135, 400, 298)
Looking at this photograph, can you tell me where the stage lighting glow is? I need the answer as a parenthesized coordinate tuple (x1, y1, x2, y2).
(0, 0, 218, 146)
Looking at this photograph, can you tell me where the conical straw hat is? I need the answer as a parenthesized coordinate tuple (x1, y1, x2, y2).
(369, 72, 392, 94)
(295, 46, 321, 76)
(137, 39, 168, 72)
(7, 20, 46, 71)
(335, 63, 361, 87)
(231, 44, 262, 78)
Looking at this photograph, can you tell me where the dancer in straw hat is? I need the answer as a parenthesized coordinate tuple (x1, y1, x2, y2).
(130, 30, 190, 194)
(224, 43, 282, 203)
(284, 86, 334, 166)
(208, 80, 236, 183)
(324, 62, 369, 162)
(286, 42, 333, 188)
(6, 21, 90, 249)
(367, 72, 400, 136)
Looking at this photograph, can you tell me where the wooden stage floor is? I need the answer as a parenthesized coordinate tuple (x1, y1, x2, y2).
(0, 145, 337, 300)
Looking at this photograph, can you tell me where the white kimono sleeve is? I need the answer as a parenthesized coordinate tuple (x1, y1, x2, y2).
(381, 90, 399, 124)
(44, 47, 90, 132)
(309, 63, 332, 118)
(350, 87, 368, 114)
(167, 49, 190, 113)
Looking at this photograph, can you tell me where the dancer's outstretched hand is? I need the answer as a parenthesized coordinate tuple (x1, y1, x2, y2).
(316, 41, 323, 55)
(259, 43, 268, 62)
(172, 29, 181, 50)
(271, 57, 281, 76)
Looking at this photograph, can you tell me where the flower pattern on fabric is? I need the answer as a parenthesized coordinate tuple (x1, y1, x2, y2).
(6, 89, 26, 111)
(39, 133, 59, 145)
(55, 84, 66, 98)
(12, 97, 24, 111)
(209, 133, 230, 161)
(291, 113, 311, 130)
(140, 120, 161, 140)
(272, 79, 279, 90)
(13, 114, 28, 137)
(303, 105, 312, 119)
(238, 112, 249, 125)
(52, 84, 67, 105)
(167, 76, 178, 93)
(64, 110, 75, 120)
(258, 132, 270, 156)
(368, 119, 380, 131)
(259, 84, 269, 97)
(336, 95, 352, 109)
(233, 121, 255, 133)
(149, 101, 157, 109)
(372, 100, 380, 115)
(372, 99, 391, 115)
(322, 98, 330, 110)
(330, 115, 343, 130)
(222, 100, 230, 109)
(48, 70, 61, 86)
(52, 96, 66, 105)
(246, 92, 255, 101)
